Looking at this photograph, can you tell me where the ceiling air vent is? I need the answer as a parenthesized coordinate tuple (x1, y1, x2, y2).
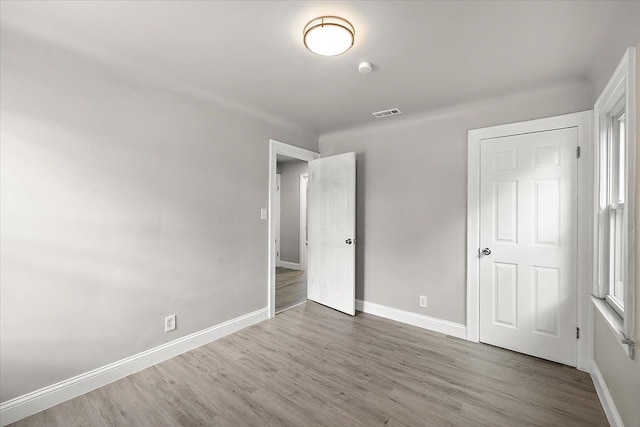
(372, 108, 402, 118)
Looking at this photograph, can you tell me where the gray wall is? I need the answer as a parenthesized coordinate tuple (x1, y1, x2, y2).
(587, 3, 640, 99)
(0, 27, 317, 402)
(592, 46, 640, 427)
(593, 311, 640, 425)
(319, 80, 592, 325)
(277, 160, 308, 265)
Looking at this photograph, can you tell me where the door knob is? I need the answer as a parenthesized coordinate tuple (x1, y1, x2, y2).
(481, 248, 491, 256)
(345, 238, 353, 245)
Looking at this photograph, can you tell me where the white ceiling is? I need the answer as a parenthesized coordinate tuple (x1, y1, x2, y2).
(2, 1, 640, 136)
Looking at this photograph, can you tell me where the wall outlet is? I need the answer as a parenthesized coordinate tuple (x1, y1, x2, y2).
(419, 295, 427, 308)
(260, 208, 268, 220)
(165, 314, 176, 332)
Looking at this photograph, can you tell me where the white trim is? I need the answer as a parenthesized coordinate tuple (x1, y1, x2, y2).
(269, 140, 319, 319)
(299, 173, 309, 271)
(577, 110, 596, 372)
(594, 47, 636, 348)
(606, 294, 625, 319)
(356, 299, 467, 340)
(278, 261, 303, 271)
(591, 359, 625, 427)
(591, 295, 635, 358)
(466, 111, 594, 372)
(0, 307, 269, 426)
(275, 173, 281, 267)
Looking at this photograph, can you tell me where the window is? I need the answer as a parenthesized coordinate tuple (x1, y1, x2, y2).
(606, 109, 626, 316)
(594, 47, 636, 359)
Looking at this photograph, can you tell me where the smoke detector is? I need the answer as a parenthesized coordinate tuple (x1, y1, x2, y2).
(372, 108, 402, 118)
(358, 62, 372, 74)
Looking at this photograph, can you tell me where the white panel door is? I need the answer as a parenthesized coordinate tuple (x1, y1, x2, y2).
(479, 128, 578, 366)
(308, 152, 356, 315)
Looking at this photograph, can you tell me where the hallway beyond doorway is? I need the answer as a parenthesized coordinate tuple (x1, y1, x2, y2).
(275, 267, 306, 313)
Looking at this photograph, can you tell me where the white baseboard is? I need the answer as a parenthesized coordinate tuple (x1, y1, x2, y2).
(355, 299, 467, 340)
(591, 359, 625, 427)
(278, 261, 303, 271)
(0, 307, 269, 426)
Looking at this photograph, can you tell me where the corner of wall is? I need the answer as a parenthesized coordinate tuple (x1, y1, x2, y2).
(590, 357, 626, 427)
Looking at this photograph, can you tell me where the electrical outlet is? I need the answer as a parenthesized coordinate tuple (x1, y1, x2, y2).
(165, 314, 176, 332)
(419, 295, 427, 308)
(260, 208, 268, 220)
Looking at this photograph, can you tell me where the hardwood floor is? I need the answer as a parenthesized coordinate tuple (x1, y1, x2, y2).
(275, 267, 306, 313)
(11, 302, 607, 427)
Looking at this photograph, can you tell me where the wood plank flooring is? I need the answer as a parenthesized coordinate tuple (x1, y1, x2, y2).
(275, 267, 306, 313)
(11, 302, 607, 427)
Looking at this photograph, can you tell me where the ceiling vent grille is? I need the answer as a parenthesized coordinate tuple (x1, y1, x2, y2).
(372, 108, 402, 118)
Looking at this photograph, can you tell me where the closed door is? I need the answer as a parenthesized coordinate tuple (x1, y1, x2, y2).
(308, 152, 356, 315)
(479, 127, 578, 366)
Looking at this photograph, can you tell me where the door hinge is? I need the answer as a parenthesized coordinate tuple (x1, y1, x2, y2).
(576, 146, 581, 158)
(576, 327, 580, 339)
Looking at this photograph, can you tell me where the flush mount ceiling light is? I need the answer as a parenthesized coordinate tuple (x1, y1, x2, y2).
(303, 16, 355, 56)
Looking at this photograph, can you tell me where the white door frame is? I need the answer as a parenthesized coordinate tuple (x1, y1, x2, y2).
(275, 174, 281, 267)
(466, 111, 593, 372)
(269, 139, 319, 318)
(300, 173, 309, 270)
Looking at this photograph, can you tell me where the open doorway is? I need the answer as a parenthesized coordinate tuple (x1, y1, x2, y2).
(269, 140, 357, 317)
(268, 140, 319, 318)
(275, 155, 308, 313)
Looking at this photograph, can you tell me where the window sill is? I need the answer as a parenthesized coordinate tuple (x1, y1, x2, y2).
(590, 295, 635, 359)
(605, 294, 624, 317)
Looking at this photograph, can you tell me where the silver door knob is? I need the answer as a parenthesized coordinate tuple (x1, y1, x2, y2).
(345, 239, 353, 244)
(481, 248, 491, 256)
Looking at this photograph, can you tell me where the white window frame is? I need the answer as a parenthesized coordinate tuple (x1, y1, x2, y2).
(593, 47, 636, 359)
(606, 109, 626, 317)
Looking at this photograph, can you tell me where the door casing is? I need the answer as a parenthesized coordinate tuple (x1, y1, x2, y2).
(299, 173, 308, 271)
(466, 111, 594, 372)
(275, 174, 281, 267)
(268, 139, 319, 318)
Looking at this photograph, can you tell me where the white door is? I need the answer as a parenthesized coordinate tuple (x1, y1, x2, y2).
(479, 127, 578, 366)
(308, 153, 356, 315)
(275, 174, 281, 267)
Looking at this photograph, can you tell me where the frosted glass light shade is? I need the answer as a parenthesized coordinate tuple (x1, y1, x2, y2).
(303, 16, 354, 56)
